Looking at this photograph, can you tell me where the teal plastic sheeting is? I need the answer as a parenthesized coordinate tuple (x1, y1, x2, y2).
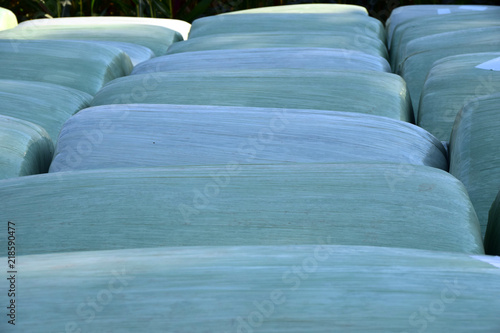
(0, 39, 132, 95)
(4, 245, 499, 332)
(224, 3, 368, 15)
(132, 48, 391, 74)
(399, 27, 500, 113)
(49, 105, 447, 172)
(17, 16, 191, 40)
(0, 23, 183, 56)
(0, 7, 17, 31)
(0, 80, 91, 143)
(188, 14, 385, 43)
(485, 190, 500, 255)
(450, 93, 500, 238)
(418, 52, 500, 141)
(91, 69, 412, 121)
(166, 32, 389, 59)
(0, 115, 53, 180)
(0, 163, 483, 255)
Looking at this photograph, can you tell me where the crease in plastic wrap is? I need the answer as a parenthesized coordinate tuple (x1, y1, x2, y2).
(91, 69, 412, 121)
(0, 115, 53, 180)
(450, 93, 500, 239)
(418, 52, 500, 142)
(132, 48, 391, 75)
(0, 39, 133, 95)
(0, 163, 483, 255)
(0, 80, 92, 143)
(3, 245, 499, 332)
(50, 105, 446, 172)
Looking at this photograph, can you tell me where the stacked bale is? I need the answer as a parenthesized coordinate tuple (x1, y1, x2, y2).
(0, 7, 17, 31)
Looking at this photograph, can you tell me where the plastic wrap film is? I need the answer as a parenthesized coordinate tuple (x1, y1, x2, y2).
(450, 93, 500, 238)
(0, 7, 17, 31)
(132, 48, 391, 75)
(399, 27, 500, 113)
(0, 80, 92, 143)
(0, 39, 133, 95)
(223, 3, 368, 15)
(50, 105, 447, 172)
(91, 69, 412, 121)
(418, 53, 500, 142)
(485, 190, 500, 255)
(0, 163, 483, 255)
(16, 16, 191, 40)
(188, 14, 385, 43)
(0, 23, 183, 56)
(0, 115, 53, 180)
(166, 32, 389, 59)
(3, 245, 500, 332)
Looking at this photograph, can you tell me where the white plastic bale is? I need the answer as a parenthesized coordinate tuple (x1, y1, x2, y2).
(0, 7, 17, 31)
(49, 105, 447, 172)
(223, 3, 368, 15)
(418, 52, 500, 142)
(0, 163, 484, 255)
(91, 69, 412, 121)
(132, 48, 391, 74)
(0, 80, 92, 144)
(0, 115, 53, 180)
(450, 93, 500, 238)
(0, 39, 133, 95)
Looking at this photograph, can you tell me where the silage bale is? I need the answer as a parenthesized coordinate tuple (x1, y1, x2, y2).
(188, 14, 385, 43)
(166, 32, 388, 59)
(449, 93, 500, 237)
(90, 69, 412, 121)
(399, 27, 500, 113)
(16, 16, 191, 40)
(132, 48, 391, 74)
(0, 39, 132, 95)
(0, 163, 483, 255)
(49, 105, 447, 172)
(6, 245, 500, 332)
(0, 115, 53, 180)
(485, 190, 500, 255)
(418, 52, 500, 142)
(0, 23, 183, 56)
(0, 7, 17, 31)
(0, 80, 92, 143)
(224, 3, 368, 15)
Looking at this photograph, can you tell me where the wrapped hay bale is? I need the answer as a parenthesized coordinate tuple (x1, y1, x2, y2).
(418, 53, 500, 141)
(0, 163, 483, 255)
(91, 69, 412, 121)
(450, 93, 500, 237)
(0, 80, 92, 143)
(0, 23, 183, 56)
(224, 3, 368, 15)
(485, 191, 500, 255)
(0, 115, 53, 180)
(399, 27, 500, 113)
(49, 105, 447, 172)
(188, 14, 385, 43)
(88, 41, 154, 66)
(166, 32, 388, 59)
(17, 16, 191, 40)
(132, 48, 391, 74)
(0, 40, 132, 95)
(5, 245, 500, 332)
(0, 7, 17, 31)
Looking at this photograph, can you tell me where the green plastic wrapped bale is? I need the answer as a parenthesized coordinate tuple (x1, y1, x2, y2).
(0, 7, 17, 31)
(188, 14, 385, 43)
(224, 3, 368, 15)
(399, 27, 500, 113)
(166, 32, 388, 60)
(0, 163, 483, 255)
(0, 23, 183, 56)
(485, 191, 500, 255)
(0, 39, 132, 95)
(390, 10, 500, 68)
(418, 53, 500, 141)
(386, 5, 500, 48)
(49, 105, 447, 172)
(17, 16, 191, 40)
(0, 115, 53, 180)
(0, 80, 91, 143)
(91, 69, 412, 121)
(450, 93, 500, 238)
(132, 48, 391, 74)
(3, 246, 499, 332)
